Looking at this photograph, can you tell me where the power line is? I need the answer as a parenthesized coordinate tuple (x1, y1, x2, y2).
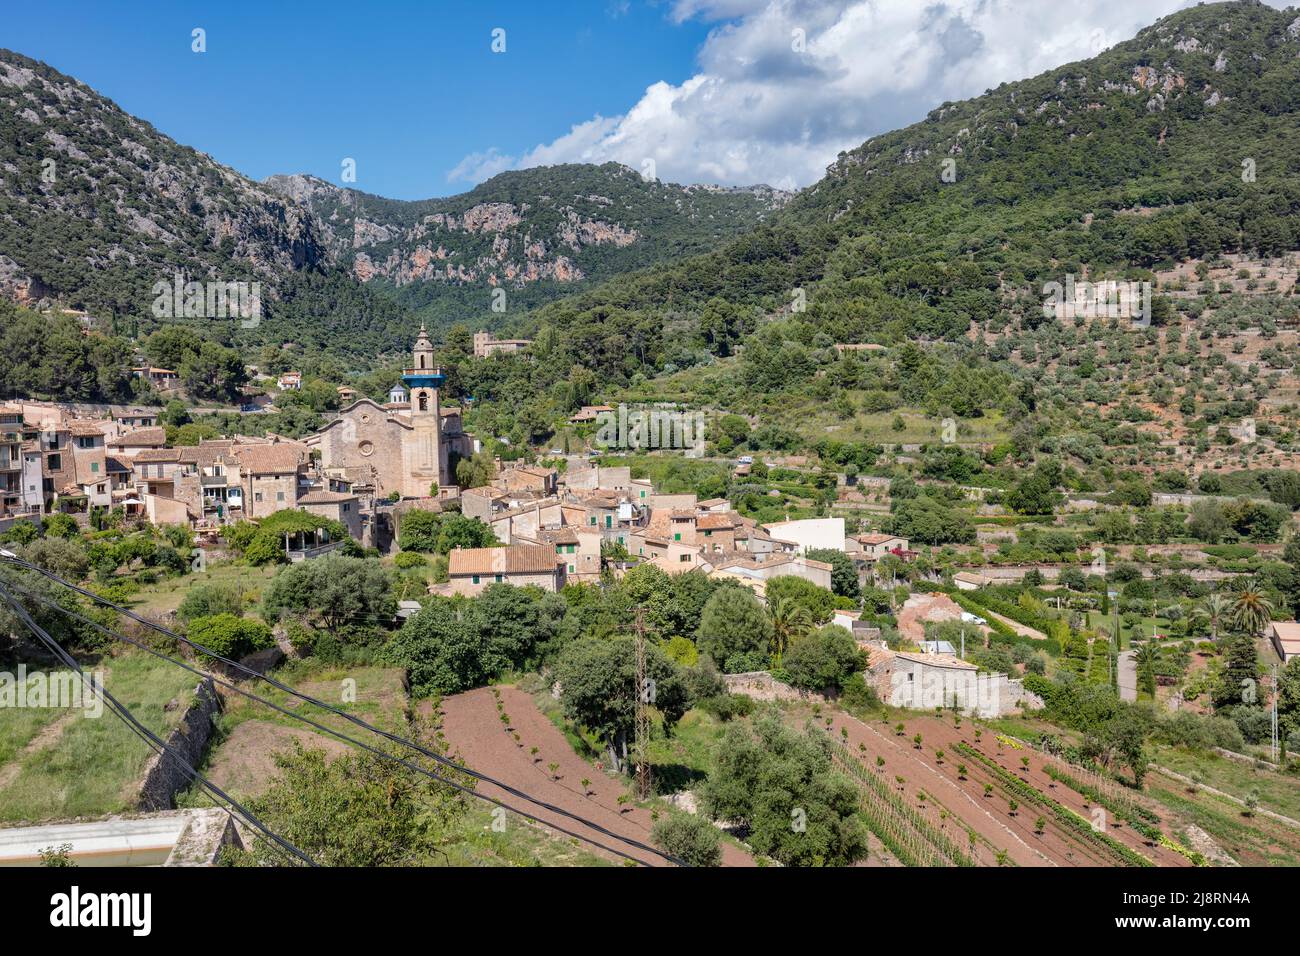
(633, 608, 651, 801)
(0, 579, 316, 867)
(0, 556, 685, 866)
(3, 578, 666, 867)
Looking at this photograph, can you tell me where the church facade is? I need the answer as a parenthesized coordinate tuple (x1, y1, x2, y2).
(314, 327, 477, 498)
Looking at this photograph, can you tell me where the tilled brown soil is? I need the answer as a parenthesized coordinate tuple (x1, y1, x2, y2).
(439, 685, 754, 867)
(819, 711, 1190, 868)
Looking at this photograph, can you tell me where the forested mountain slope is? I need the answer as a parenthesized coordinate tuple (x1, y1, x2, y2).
(525, 1, 1300, 382)
(265, 164, 789, 329)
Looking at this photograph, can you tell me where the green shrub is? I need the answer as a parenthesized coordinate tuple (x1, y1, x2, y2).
(651, 812, 722, 867)
(186, 613, 274, 661)
(696, 693, 756, 722)
(177, 581, 245, 622)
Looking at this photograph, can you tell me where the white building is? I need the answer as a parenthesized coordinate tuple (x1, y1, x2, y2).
(760, 517, 845, 555)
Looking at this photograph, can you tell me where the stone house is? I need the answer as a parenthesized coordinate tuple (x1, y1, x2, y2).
(299, 489, 363, 541)
(232, 444, 306, 519)
(447, 545, 563, 596)
(497, 465, 557, 496)
(848, 532, 910, 561)
(708, 553, 834, 591)
(696, 511, 739, 552)
(522, 526, 603, 582)
(107, 427, 167, 459)
(69, 421, 109, 508)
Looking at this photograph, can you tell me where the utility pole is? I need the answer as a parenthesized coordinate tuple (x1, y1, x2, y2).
(1272, 662, 1280, 764)
(633, 609, 651, 801)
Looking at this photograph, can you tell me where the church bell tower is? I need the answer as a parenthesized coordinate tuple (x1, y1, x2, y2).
(401, 325, 447, 491)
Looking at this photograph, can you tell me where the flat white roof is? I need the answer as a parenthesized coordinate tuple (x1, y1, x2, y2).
(0, 816, 188, 867)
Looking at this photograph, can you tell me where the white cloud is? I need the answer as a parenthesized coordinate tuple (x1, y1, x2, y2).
(446, 147, 516, 185)
(449, 0, 1289, 190)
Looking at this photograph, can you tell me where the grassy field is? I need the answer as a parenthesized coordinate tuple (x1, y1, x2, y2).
(442, 805, 614, 867)
(0, 650, 198, 823)
(1151, 745, 1300, 823)
(821, 407, 1010, 446)
(646, 708, 730, 795)
(1146, 782, 1300, 867)
(128, 561, 276, 616)
(0, 675, 69, 766)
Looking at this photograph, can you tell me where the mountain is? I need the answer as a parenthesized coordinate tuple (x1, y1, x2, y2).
(0, 48, 785, 358)
(525, 0, 1300, 381)
(263, 164, 789, 328)
(5, 0, 1298, 377)
(0, 50, 327, 311)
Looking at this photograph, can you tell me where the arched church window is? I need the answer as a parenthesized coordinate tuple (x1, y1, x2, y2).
(419, 393, 428, 411)
(419, 355, 425, 369)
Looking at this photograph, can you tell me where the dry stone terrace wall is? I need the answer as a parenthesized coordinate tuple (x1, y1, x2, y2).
(137, 678, 220, 811)
(722, 671, 827, 704)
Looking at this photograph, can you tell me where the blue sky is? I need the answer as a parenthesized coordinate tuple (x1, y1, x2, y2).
(5, 0, 1277, 197)
(2, 0, 711, 199)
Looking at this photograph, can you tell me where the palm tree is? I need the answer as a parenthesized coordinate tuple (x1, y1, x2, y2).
(1230, 585, 1273, 638)
(1134, 642, 1159, 696)
(1199, 593, 1231, 643)
(768, 597, 812, 668)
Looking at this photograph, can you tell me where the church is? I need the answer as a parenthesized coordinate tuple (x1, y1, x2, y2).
(313, 327, 477, 499)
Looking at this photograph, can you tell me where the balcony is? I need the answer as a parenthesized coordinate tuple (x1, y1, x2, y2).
(401, 366, 446, 390)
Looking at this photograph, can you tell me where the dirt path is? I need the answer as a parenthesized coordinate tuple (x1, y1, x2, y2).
(0, 666, 112, 790)
(984, 610, 1047, 641)
(0, 709, 81, 790)
(1117, 651, 1137, 702)
(439, 686, 754, 868)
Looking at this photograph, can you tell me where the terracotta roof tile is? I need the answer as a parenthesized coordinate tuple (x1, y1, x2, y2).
(69, 421, 106, 437)
(108, 427, 166, 447)
(132, 448, 182, 463)
(298, 490, 357, 505)
(231, 443, 304, 475)
(697, 512, 739, 530)
(448, 545, 558, 576)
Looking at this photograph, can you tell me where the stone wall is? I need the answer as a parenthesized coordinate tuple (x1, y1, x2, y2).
(137, 678, 221, 812)
(164, 808, 244, 866)
(722, 671, 827, 704)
